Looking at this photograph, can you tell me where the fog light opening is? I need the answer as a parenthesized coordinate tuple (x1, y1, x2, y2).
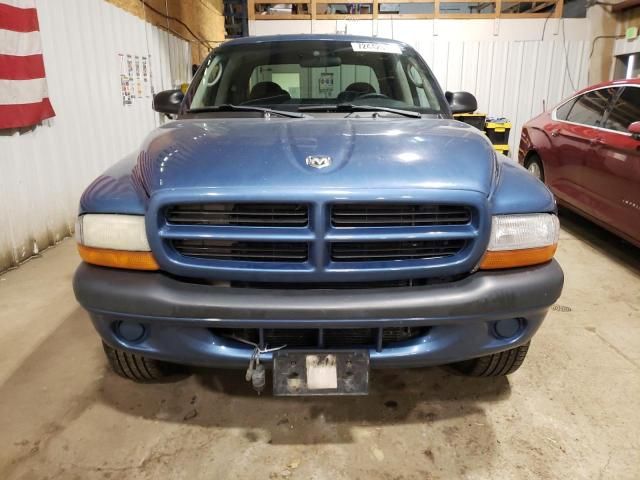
(116, 321, 146, 343)
(493, 318, 524, 339)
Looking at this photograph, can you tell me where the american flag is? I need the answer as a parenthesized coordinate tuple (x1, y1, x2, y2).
(0, 0, 55, 129)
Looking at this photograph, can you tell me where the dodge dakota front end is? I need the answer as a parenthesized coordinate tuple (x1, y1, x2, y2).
(73, 35, 563, 395)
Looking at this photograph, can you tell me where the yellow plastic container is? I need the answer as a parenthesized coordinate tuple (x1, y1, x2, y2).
(494, 144, 510, 157)
(485, 120, 512, 145)
(453, 113, 486, 131)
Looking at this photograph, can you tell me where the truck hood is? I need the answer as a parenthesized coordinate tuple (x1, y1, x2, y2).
(136, 117, 496, 196)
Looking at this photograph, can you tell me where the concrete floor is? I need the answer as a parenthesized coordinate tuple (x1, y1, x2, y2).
(1, 209, 639, 480)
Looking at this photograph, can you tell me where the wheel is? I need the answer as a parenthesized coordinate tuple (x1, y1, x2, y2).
(449, 342, 530, 377)
(524, 154, 544, 182)
(102, 341, 181, 382)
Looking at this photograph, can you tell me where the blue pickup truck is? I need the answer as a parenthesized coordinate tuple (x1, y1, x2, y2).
(73, 35, 563, 395)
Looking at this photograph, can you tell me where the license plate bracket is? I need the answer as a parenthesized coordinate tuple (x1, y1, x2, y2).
(273, 350, 369, 396)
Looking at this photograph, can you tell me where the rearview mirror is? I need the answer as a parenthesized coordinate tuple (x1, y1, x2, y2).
(629, 121, 640, 140)
(299, 55, 342, 68)
(445, 91, 478, 115)
(152, 89, 184, 115)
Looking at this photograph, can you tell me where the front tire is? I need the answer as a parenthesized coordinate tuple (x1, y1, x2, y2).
(524, 154, 545, 182)
(449, 342, 530, 377)
(102, 341, 182, 382)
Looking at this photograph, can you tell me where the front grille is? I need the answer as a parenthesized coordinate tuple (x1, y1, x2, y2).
(167, 203, 308, 227)
(173, 240, 308, 262)
(331, 239, 466, 262)
(155, 194, 482, 282)
(331, 204, 471, 227)
(214, 327, 428, 348)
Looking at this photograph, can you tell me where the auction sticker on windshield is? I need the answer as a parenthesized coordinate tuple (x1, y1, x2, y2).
(351, 42, 402, 54)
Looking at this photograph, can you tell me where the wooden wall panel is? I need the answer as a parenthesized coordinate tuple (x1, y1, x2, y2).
(106, 0, 225, 63)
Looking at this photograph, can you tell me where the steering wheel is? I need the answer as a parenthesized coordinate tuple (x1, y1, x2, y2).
(357, 93, 390, 100)
(240, 93, 291, 105)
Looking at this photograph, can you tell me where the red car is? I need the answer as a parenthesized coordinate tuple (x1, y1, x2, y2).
(519, 79, 640, 247)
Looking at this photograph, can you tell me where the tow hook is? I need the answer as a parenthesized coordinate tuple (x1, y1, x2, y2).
(250, 364, 266, 394)
(232, 336, 287, 395)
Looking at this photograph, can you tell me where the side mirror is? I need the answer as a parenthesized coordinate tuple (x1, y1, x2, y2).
(629, 121, 640, 140)
(152, 89, 184, 115)
(446, 91, 478, 115)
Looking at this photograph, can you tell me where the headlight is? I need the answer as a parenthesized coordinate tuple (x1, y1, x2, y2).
(76, 214, 159, 270)
(480, 213, 559, 270)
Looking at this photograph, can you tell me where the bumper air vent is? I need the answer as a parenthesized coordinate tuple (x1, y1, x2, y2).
(214, 327, 428, 348)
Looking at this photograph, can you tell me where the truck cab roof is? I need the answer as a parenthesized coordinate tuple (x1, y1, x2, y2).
(219, 34, 409, 49)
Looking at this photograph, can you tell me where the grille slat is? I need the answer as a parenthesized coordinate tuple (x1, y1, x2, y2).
(331, 240, 466, 262)
(167, 203, 308, 227)
(331, 245, 462, 254)
(334, 212, 469, 216)
(332, 204, 471, 227)
(173, 240, 308, 262)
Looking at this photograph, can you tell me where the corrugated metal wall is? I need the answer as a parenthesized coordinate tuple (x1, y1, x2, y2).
(0, 0, 191, 272)
(1, 13, 591, 272)
(250, 18, 590, 157)
(420, 38, 589, 154)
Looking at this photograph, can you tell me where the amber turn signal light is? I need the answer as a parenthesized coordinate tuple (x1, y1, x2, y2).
(77, 244, 160, 271)
(479, 244, 557, 270)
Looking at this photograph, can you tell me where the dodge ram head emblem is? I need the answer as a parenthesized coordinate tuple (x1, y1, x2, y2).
(305, 155, 332, 169)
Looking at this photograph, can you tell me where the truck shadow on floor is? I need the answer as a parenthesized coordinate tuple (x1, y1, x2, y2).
(100, 364, 511, 445)
(0, 306, 511, 476)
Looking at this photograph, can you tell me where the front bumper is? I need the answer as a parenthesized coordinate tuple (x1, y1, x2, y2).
(73, 260, 564, 369)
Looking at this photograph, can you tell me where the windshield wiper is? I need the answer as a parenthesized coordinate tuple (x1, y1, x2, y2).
(188, 104, 305, 118)
(298, 104, 422, 118)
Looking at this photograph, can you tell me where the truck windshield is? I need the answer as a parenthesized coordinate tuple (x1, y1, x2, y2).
(188, 40, 447, 115)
